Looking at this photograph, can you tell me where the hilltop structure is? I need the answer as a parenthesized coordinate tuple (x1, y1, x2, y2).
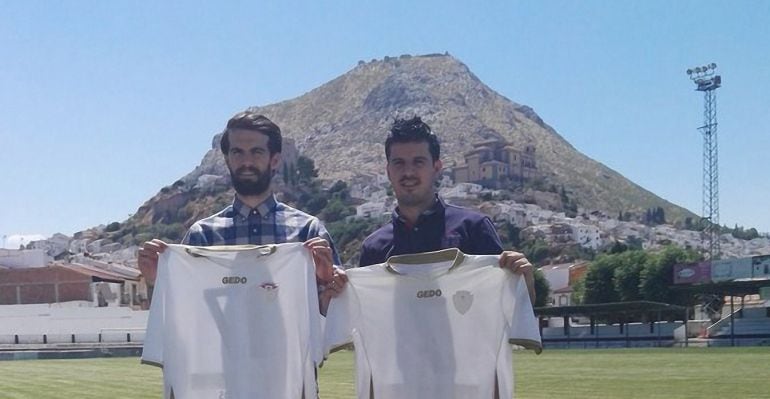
(453, 139, 537, 188)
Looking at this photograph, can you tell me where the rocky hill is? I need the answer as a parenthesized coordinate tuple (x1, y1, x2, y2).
(173, 53, 695, 225)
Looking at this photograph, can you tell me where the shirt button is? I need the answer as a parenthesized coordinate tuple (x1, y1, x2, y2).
(252, 229, 258, 233)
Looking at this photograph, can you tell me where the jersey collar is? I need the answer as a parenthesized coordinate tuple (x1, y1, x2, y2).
(385, 248, 466, 276)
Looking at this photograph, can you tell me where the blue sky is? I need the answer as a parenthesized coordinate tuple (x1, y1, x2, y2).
(1, 1, 768, 248)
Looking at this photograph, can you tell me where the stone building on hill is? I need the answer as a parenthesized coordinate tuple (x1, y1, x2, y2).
(452, 139, 537, 188)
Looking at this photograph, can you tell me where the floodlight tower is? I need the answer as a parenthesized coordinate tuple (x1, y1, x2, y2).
(686, 63, 721, 261)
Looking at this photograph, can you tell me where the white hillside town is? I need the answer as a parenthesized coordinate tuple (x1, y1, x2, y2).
(2, 173, 769, 358)
(5, 174, 770, 283)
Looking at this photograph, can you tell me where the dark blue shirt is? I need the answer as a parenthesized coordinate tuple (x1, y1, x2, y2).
(359, 196, 503, 266)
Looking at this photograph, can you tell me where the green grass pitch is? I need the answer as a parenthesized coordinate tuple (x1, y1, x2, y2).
(0, 347, 768, 398)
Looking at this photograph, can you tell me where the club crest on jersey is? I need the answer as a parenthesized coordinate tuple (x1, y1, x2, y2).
(259, 282, 279, 301)
(416, 289, 442, 299)
(453, 290, 473, 314)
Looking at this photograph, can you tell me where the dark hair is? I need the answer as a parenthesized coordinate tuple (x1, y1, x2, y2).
(220, 111, 282, 155)
(385, 116, 440, 162)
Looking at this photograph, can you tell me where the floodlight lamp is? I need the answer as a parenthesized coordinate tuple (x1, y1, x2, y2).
(711, 63, 717, 69)
(695, 67, 702, 73)
(687, 69, 693, 75)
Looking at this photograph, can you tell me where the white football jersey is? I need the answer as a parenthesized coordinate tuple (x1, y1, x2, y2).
(142, 243, 322, 399)
(324, 248, 542, 399)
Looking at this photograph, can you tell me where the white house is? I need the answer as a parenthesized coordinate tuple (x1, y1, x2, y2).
(0, 248, 51, 269)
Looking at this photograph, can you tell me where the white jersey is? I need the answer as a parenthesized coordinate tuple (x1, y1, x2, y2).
(324, 248, 541, 399)
(142, 243, 322, 399)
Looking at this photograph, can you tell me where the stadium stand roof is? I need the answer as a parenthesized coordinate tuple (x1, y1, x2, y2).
(535, 301, 687, 318)
(56, 263, 139, 283)
(670, 279, 770, 297)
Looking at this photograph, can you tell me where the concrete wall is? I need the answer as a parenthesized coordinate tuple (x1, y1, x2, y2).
(0, 249, 51, 269)
(0, 302, 148, 344)
(0, 267, 92, 305)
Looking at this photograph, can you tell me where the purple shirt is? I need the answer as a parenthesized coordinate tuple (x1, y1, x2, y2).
(359, 196, 503, 267)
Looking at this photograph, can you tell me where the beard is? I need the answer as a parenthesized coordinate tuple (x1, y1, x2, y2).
(229, 166, 272, 196)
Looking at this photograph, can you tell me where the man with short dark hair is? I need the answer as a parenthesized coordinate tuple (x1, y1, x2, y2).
(359, 116, 534, 302)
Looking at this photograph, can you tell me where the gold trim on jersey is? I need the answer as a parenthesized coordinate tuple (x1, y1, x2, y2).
(140, 359, 163, 368)
(508, 338, 543, 354)
(183, 244, 277, 257)
(384, 248, 466, 275)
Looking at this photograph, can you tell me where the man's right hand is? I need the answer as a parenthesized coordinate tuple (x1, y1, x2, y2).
(137, 239, 168, 286)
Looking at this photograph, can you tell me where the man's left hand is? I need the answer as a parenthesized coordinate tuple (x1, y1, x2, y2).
(319, 267, 349, 315)
(499, 251, 533, 276)
(499, 251, 536, 305)
(304, 237, 335, 283)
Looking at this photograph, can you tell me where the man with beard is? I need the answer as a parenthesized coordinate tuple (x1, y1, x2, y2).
(138, 111, 347, 308)
(358, 116, 534, 303)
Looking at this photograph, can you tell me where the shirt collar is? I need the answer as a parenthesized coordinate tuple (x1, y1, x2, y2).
(393, 195, 445, 225)
(233, 194, 278, 220)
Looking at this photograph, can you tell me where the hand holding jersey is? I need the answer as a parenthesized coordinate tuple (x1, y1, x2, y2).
(137, 239, 168, 287)
(499, 250, 536, 305)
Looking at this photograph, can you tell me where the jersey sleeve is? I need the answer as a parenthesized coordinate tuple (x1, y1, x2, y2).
(323, 280, 360, 356)
(502, 272, 542, 354)
(141, 250, 171, 367)
(302, 249, 325, 365)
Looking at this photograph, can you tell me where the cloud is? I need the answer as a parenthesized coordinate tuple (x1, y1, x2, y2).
(2, 234, 47, 249)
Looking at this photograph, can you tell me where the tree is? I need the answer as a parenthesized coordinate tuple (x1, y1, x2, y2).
(282, 162, 291, 185)
(521, 239, 550, 265)
(644, 207, 666, 225)
(559, 185, 578, 217)
(639, 245, 701, 304)
(571, 277, 585, 305)
(561, 244, 596, 262)
(497, 221, 521, 249)
(322, 198, 353, 223)
(327, 218, 383, 264)
(582, 255, 619, 304)
(613, 251, 648, 302)
(728, 224, 760, 240)
(533, 269, 551, 308)
(328, 180, 350, 201)
(298, 192, 327, 215)
(105, 222, 122, 232)
(625, 235, 644, 251)
(608, 240, 629, 254)
(296, 156, 318, 184)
